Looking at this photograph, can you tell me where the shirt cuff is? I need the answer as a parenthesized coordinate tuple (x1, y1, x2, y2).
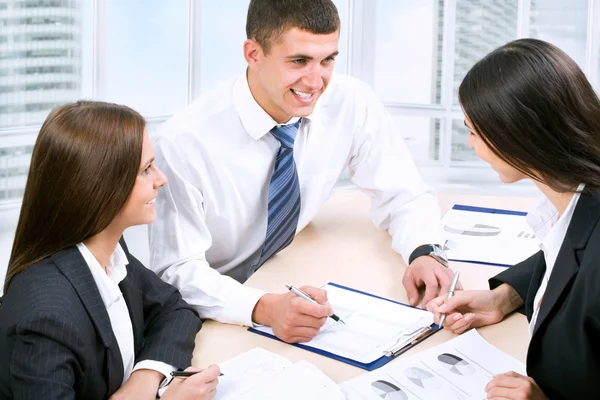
(226, 285, 266, 327)
(132, 360, 176, 397)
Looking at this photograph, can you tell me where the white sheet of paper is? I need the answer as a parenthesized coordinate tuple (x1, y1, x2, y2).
(253, 284, 434, 364)
(340, 329, 526, 400)
(442, 207, 539, 266)
(214, 348, 343, 400)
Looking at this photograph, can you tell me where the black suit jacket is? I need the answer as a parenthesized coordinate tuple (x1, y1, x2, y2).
(490, 192, 600, 400)
(0, 239, 201, 400)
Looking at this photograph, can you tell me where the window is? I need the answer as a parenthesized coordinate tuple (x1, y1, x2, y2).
(391, 115, 441, 162)
(198, 0, 249, 94)
(100, 0, 190, 118)
(0, 0, 84, 129)
(2, 0, 600, 206)
(530, 0, 588, 67)
(372, 0, 443, 105)
(356, 0, 599, 190)
(453, 1, 518, 107)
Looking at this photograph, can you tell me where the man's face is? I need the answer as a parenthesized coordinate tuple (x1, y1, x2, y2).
(247, 28, 340, 123)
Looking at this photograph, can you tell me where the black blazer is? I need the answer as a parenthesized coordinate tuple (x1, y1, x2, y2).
(0, 239, 201, 400)
(490, 191, 600, 400)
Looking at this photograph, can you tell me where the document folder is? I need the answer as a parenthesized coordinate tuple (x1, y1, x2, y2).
(248, 282, 440, 371)
(443, 204, 538, 267)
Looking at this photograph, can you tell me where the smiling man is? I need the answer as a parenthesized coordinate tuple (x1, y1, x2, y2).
(149, 0, 453, 344)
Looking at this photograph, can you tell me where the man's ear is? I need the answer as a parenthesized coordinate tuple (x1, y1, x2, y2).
(243, 39, 263, 68)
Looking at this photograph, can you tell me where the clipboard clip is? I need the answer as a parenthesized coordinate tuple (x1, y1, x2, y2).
(383, 325, 434, 357)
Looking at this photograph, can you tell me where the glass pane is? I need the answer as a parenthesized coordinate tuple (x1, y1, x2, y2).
(0, 0, 85, 128)
(103, 0, 189, 117)
(200, 0, 349, 94)
(453, 0, 518, 105)
(530, 0, 588, 68)
(332, 0, 349, 74)
(373, 0, 442, 104)
(392, 115, 440, 162)
(450, 119, 482, 162)
(199, 0, 249, 93)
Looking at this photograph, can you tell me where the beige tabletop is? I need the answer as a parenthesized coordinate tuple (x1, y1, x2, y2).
(192, 189, 537, 383)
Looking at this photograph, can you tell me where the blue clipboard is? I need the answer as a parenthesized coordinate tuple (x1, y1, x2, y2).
(446, 204, 528, 268)
(247, 282, 440, 371)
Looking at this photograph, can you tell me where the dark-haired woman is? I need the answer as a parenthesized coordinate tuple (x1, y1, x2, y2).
(427, 39, 600, 399)
(0, 101, 220, 399)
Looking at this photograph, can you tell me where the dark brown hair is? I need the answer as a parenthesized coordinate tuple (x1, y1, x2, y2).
(459, 38, 600, 193)
(246, 0, 340, 54)
(4, 100, 145, 292)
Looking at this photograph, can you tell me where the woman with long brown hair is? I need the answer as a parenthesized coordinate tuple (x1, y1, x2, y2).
(427, 39, 600, 399)
(0, 101, 220, 399)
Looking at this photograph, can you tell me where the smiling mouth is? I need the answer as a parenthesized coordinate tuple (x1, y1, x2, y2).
(147, 199, 156, 205)
(291, 89, 316, 101)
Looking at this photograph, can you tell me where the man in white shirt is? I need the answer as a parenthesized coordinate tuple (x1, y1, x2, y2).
(149, 0, 452, 343)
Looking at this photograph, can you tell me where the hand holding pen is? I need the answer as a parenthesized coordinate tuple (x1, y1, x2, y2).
(256, 285, 334, 343)
(162, 365, 220, 400)
(427, 280, 517, 335)
(286, 285, 346, 324)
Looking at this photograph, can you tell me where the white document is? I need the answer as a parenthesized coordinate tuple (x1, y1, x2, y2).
(340, 329, 526, 400)
(442, 206, 540, 266)
(214, 347, 344, 400)
(253, 283, 434, 364)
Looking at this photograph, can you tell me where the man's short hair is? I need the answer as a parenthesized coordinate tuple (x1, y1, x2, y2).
(246, 0, 340, 54)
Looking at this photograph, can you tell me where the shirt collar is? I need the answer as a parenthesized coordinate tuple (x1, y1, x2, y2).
(76, 242, 129, 308)
(233, 70, 311, 140)
(526, 184, 584, 243)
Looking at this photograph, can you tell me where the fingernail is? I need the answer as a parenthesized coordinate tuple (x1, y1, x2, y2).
(465, 314, 473, 321)
(453, 314, 460, 321)
(409, 297, 416, 305)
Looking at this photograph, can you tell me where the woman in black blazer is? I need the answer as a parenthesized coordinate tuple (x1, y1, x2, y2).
(0, 101, 220, 399)
(427, 39, 600, 400)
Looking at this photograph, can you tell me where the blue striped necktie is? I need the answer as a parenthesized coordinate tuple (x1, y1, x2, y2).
(256, 119, 302, 269)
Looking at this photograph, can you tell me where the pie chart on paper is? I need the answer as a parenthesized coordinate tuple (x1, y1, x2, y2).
(370, 380, 409, 399)
(437, 353, 476, 376)
(404, 367, 443, 390)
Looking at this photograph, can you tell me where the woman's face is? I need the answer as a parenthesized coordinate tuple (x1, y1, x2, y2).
(464, 116, 528, 184)
(114, 130, 167, 229)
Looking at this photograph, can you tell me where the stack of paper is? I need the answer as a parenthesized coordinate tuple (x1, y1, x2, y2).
(214, 347, 344, 400)
(340, 329, 526, 399)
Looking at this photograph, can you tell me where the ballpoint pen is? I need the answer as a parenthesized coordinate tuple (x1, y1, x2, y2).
(438, 270, 460, 328)
(171, 371, 224, 377)
(286, 285, 346, 324)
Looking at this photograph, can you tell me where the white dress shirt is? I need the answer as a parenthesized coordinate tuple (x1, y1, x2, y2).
(76, 243, 175, 387)
(526, 186, 582, 337)
(149, 72, 443, 327)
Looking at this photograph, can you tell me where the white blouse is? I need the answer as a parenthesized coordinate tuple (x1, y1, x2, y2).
(525, 185, 583, 337)
(76, 243, 174, 388)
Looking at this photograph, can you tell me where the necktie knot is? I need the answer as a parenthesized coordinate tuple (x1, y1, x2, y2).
(270, 119, 301, 149)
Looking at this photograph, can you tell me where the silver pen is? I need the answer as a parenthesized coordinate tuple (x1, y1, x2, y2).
(286, 285, 346, 324)
(438, 270, 460, 328)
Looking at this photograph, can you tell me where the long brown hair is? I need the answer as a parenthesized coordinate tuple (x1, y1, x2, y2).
(459, 39, 600, 193)
(4, 101, 145, 292)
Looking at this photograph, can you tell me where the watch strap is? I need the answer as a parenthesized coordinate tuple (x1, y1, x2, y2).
(408, 244, 448, 267)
